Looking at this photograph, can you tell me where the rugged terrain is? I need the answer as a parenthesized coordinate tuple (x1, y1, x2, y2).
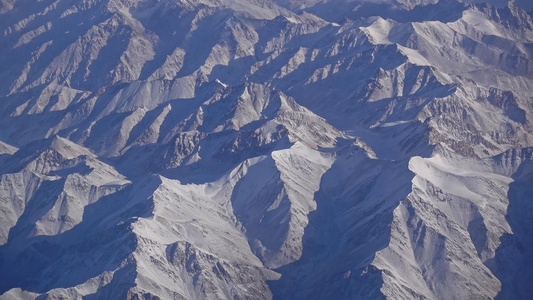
(0, 0, 532, 299)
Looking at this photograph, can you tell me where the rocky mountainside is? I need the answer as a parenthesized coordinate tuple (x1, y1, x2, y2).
(0, 0, 532, 299)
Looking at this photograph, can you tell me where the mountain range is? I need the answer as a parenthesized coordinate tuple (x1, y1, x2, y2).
(0, 0, 532, 299)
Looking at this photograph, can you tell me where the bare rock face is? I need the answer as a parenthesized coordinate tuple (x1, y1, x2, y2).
(1, 0, 533, 299)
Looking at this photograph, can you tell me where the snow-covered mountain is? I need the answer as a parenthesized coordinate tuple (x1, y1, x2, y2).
(0, 0, 532, 299)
